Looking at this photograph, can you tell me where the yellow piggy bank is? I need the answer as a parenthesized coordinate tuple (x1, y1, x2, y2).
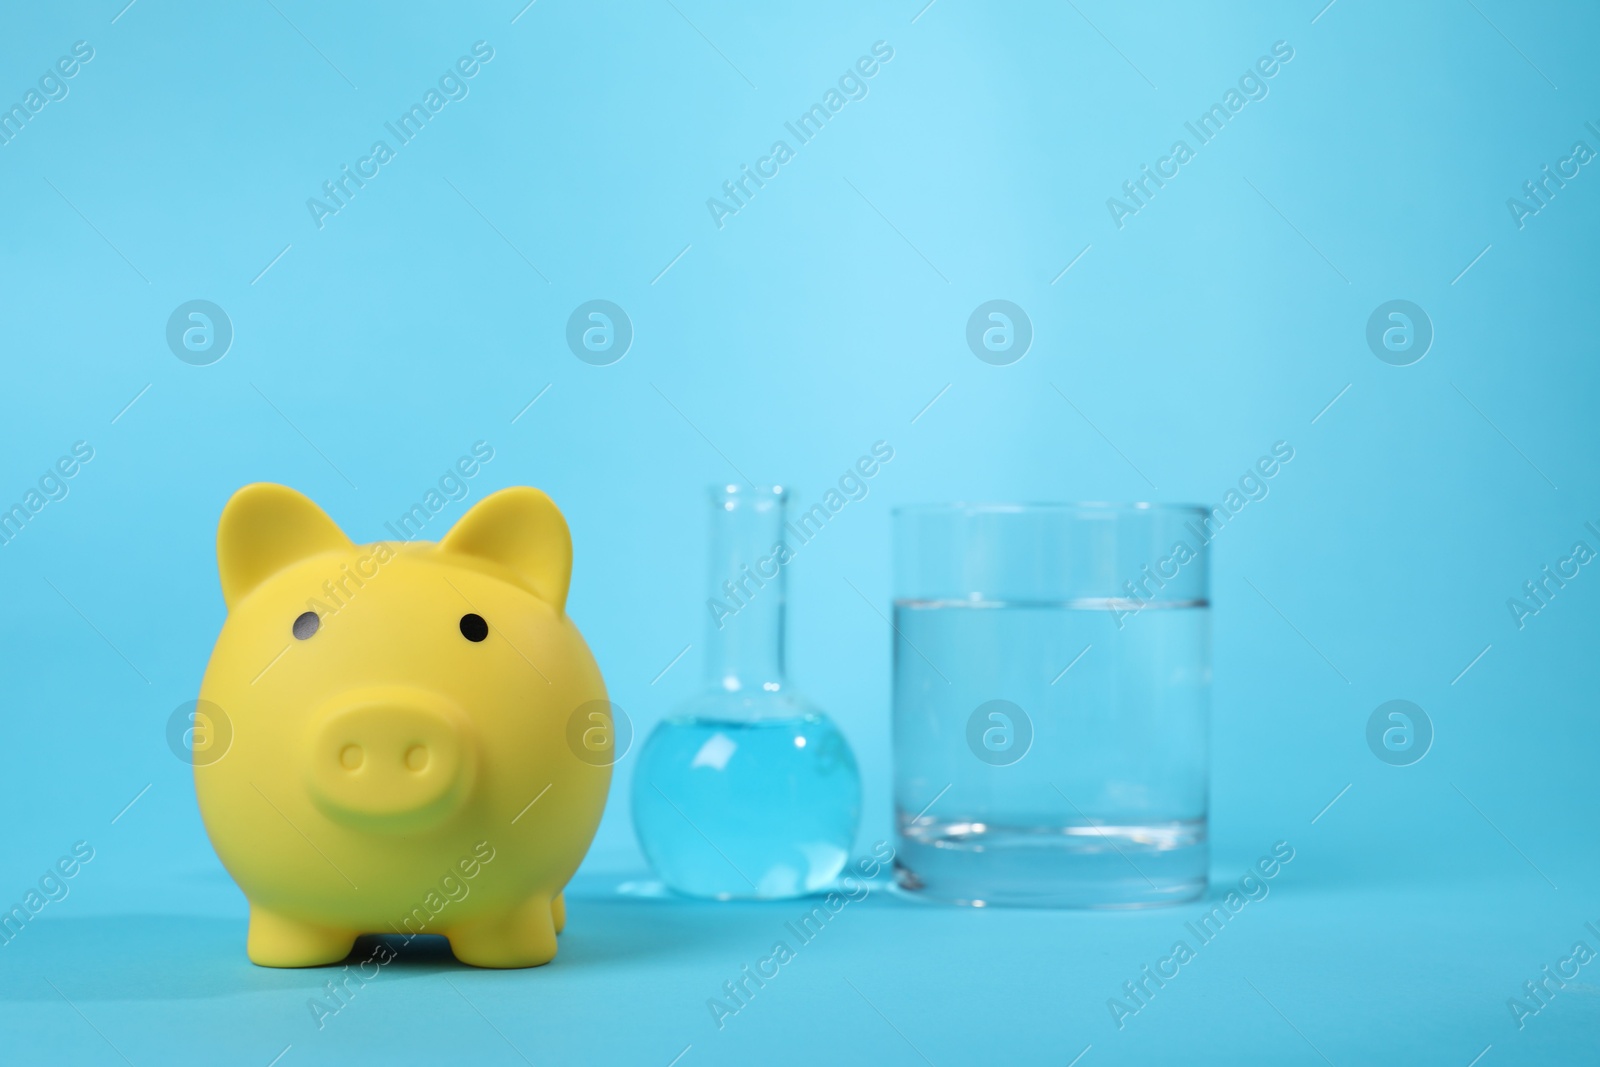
(195, 483, 612, 968)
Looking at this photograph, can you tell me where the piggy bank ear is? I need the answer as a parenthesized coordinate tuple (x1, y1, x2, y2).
(217, 484, 353, 608)
(439, 487, 572, 614)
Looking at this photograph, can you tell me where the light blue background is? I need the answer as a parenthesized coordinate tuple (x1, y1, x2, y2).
(1, 1, 1597, 1063)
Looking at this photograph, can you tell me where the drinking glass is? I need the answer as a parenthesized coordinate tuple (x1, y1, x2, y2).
(891, 503, 1210, 907)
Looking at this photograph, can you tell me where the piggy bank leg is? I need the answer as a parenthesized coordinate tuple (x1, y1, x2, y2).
(247, 905, 356, 968)
(447, 896, 558, 968)
(551, 892, 566, 935)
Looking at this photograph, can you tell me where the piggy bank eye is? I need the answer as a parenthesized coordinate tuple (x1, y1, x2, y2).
(293, 611, 320, 640)
(459, 613, 488, 642)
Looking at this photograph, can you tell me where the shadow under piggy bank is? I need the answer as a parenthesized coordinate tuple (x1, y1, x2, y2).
(0, 896, 741, 1002)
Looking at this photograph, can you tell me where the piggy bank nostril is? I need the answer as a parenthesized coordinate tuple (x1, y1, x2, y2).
(404, 745, 430, 772)
(339, 744, 364, 771)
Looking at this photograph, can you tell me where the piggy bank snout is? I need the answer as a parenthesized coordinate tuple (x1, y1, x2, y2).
(305, 695, 476, 829)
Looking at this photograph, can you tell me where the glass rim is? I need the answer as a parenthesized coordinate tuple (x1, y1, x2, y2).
(892, 501, 1209, 518)
(711, 483, 788, 501)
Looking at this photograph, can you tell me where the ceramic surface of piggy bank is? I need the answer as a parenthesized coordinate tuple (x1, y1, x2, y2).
(195, 483, 612, 968)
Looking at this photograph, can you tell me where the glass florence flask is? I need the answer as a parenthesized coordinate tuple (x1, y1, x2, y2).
(632, 485, 862, 899)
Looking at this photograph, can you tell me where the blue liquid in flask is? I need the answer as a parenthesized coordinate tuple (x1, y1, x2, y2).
(634, 709, 860, 898)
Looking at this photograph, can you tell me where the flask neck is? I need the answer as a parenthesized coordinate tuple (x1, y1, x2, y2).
(703, 486, 790, 691)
